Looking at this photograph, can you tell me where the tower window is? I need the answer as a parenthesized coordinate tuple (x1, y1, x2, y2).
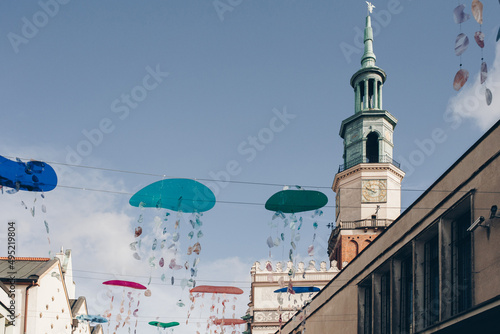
(359, 82, 365, 109)
(368, 79, 375, 108)
(366, 132, 379, 163)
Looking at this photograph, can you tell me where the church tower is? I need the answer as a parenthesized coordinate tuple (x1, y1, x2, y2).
(328, 10, 405, 270)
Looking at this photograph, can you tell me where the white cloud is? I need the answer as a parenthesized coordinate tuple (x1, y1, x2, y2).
(447, 42, 500, 131)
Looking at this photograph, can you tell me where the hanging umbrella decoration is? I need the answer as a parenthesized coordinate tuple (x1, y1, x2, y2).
(264, 185, 327, 269)
(101, 280, 147, 334)
(264, 186, 327, 331)
(129, 178, 216, 306)
(0, 155, 58, 256)
(0, 155, 57, 193)
(148, 320, 180, 332)
(273, 285, 320, 308)
(188, 285, 246, 334)
(75, 314, 108, 324)
(211, 318, 247, 333)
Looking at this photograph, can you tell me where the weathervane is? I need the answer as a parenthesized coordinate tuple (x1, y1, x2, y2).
(366, 1, 375, 14)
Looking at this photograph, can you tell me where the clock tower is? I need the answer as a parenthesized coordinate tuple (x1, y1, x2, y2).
(328, 12, 405, 270)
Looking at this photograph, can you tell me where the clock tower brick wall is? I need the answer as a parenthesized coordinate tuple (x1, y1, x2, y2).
(331, 234, 377, 270)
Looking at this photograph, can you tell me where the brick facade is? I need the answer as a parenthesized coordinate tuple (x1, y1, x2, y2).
(332, 234, 377, 269)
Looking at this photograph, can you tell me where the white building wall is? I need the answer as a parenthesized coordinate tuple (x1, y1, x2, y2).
(55, 250, 76, 300)
(250, 260, 339, 334)
(30, 266, 73, 333)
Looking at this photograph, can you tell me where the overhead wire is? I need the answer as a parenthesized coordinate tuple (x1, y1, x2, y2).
(8, 154, 498, 194)
(33, 183, 500, 212)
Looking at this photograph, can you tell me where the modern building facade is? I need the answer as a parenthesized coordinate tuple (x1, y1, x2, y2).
(278, 10, 500, 333)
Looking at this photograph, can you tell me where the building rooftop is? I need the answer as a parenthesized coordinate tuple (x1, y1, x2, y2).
(69, 296, 87, 317)
(0, 257, 57, 283)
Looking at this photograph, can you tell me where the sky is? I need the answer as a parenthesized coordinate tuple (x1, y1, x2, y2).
(0, 0, 499, 333)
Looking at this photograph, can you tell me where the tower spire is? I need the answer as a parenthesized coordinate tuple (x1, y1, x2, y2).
(362, 2, 376, 68)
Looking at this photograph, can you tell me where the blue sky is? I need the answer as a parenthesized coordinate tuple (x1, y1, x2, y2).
(1, 1, 499, 333)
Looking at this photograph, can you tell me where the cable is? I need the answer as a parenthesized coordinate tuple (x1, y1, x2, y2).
(70, 268, 252, 284)
(23, 185, 498, 211)
(7, 154, 500, 194)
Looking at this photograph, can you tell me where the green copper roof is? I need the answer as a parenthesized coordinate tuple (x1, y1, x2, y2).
(361, 15, 376, 68)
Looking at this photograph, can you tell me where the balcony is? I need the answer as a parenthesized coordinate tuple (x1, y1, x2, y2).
(339, 218, 393, 229)
(338, 155, 401, 173)
(329, 218, 394, 240)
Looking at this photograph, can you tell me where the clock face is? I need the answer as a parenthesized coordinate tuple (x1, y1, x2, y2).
(362, 179, 387, 203)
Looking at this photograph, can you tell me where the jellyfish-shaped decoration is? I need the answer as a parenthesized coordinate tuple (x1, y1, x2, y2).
(103, 280, 147, 290)
(212, 318, 247, 326)
(129, 178, 215, 307)
(190, 285, 244, 295)
(265, 186, 327, 314)
(265, 187, 327, 213)
(75, 314, 108, 324)
(0, 156, 57, 193)
(3, 156, 58, 257)
(188, 285, 244, 330)
(273, 286, 320, 294)
(211, 318, 247, 333)
(265, 186, 327, 264)
(102, 280, 146, 333)
(148, 321, 180, 328)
